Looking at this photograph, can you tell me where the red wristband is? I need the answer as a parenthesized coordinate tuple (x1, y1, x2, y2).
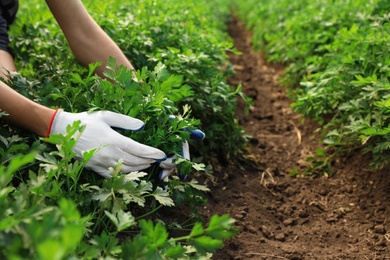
(46, 109, 61, 138)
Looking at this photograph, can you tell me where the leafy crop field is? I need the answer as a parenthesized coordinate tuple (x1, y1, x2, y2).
(232, 0, 390, 172)
(2, 0, 390, 258)
(0, 0, 242, 258)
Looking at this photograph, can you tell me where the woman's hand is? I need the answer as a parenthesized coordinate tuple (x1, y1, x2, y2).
(48, 109, 167, 178)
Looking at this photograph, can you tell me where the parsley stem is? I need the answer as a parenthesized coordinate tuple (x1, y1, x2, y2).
(135, 204, 163, 220)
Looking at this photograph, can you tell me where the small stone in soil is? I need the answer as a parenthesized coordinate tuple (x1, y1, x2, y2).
(275, 232, 286, 242)
(260, 225, 272, 238)
(374, 224, 386, 234)
(299, 218, 309, 225)
(244, 225, 257, 234)
(319, 189, 329, 196)
(298, 209, 309, 218)
(283, 218, 296, 226)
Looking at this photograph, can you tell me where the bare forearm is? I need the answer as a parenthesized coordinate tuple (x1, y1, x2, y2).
(0, 1, 133, 137)
(45, 0, 134, 76)
(0, 81, 55, 136)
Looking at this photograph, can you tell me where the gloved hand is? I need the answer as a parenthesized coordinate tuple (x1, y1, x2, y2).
(48, 109, 166, 178)
(158, 127, 205, 182)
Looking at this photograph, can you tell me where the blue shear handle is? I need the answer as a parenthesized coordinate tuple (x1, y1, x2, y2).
(168, 115, 206, 141)
(186, 128, 205, 141)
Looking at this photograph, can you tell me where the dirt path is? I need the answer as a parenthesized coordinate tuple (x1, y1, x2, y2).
(202, 17, 390, 260)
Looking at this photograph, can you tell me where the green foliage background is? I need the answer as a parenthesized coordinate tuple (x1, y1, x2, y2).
(231, 0, 390, 170)
(0, 0, 242, 258)
(11, 0, 248, 163)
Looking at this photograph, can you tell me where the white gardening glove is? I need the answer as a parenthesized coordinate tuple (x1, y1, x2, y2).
(158, 141, 190, 182)
(158, 127, 205, 182)
(48, 109, 166, 178)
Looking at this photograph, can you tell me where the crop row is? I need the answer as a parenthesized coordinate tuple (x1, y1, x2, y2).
(232, 0, 390, 171)
(0, 0, 243, 258)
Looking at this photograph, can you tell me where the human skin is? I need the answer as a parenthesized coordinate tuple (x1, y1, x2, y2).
(0, 0, 136, 136)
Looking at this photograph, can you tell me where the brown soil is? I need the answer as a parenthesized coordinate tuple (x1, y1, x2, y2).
(202, 17, 390, 259)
